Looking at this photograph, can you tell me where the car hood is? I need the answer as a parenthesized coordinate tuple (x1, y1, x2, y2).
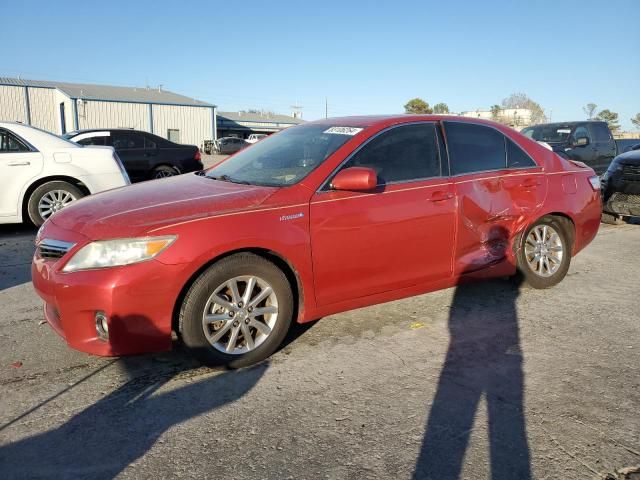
(50, 173, 278, 239)
(614, 150, 640, 165)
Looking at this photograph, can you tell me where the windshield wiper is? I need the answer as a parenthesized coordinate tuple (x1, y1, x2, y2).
(207, 174, 252, 185)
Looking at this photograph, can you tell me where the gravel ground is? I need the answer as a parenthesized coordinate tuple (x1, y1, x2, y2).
(0, 220, 638, 479)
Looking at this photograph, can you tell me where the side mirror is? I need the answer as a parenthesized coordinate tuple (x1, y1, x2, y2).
(573, 136, 590, 147)
(331, 167, 378, 191)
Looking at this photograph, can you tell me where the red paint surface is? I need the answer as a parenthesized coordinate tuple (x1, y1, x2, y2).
(32, 115, 602, 357)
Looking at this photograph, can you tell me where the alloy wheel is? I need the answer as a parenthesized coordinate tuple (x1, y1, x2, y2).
(524, 224, 564, 277)
(155, 169, 176, 179)
(38, 190, 77, 220)
(202, 275, 278, 355)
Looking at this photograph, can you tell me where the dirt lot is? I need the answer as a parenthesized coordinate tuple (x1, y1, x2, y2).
(0, 220, 638, 479)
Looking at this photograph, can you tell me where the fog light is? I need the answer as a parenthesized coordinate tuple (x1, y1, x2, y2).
(95, 311, 109, 341)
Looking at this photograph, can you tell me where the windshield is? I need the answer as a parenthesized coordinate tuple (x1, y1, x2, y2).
(206, 124, 361, 186)
(521, 125, 573, 143)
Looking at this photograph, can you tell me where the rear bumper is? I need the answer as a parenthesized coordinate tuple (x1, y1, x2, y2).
(32, 255, 187, 356)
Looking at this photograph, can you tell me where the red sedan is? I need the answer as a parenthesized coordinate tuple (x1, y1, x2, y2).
(32, 115, 602, 367)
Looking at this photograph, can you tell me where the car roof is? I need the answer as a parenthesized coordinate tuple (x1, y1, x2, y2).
(67, 128, 144, 136)
(305, 114, 517, 130)
(0, 121, 79, 150)
(526, 121, 607, 128)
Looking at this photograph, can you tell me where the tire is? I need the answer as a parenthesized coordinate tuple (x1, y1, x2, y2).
(179, 253, 294, 368)
(151, 165, 179, 180)
(601, 212, 625, 225)
(27, 181, 84, 227)
(516, 216, 572, 289)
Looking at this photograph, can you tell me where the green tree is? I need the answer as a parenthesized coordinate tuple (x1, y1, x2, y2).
(404, 98, 432, 114)
(631, 113, 640, 130)
(432, 102, 450, 114)
(595, 109, 621, 132)
(501, 92, 546, 124)
(583, 103, 597, 120)
(490, 105, 502, 121)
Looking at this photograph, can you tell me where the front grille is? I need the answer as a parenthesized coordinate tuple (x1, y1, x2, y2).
(621, 164, 640, 181)
(37, 239, 75, 260)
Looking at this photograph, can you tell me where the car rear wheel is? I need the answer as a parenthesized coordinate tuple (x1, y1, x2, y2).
(27, 181, 84, 227)
(517, 217, 571, 289)
(151, 165, 179, 180)
(601, 212, 625, 225)
(179, 253, 294, 368)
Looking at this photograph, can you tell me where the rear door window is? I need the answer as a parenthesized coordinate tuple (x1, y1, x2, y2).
(589, 123, 612, 142)
(444, 122, 506, 175)
(507, 139, 537, 168)
(112, 131, 144, 149)
(144, 136, 157, 149)
(77, 135, 106, 146)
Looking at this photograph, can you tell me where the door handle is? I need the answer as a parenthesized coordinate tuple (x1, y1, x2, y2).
(430, 191, 454, 202)
(8, 161, 30, 166)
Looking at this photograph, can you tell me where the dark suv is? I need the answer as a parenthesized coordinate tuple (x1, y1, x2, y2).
(64, 129, 203, 182)
(601, 147, 640, 224)
(521, 121, 617, 175)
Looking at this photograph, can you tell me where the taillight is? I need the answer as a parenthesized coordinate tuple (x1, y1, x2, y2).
(588, 175, 601, 190)
(194, 149, 201, 161)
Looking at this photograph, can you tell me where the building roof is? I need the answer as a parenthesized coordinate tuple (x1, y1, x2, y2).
(218, 111, 304, 125)
(0, 77, 214, 107)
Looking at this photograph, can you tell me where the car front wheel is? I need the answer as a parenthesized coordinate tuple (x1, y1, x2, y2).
(179, 253, 294, 368)
(517, 217, 571, 289)
(27, 181, 84, 226)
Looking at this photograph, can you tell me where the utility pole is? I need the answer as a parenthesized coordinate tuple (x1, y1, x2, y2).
(325, 97, 328, 119)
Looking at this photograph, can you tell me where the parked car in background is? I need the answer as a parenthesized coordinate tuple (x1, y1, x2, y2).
(215, 136, 249, 154)
(601, 148, 640, 224)
(0, 122, 129, 226)
(614, 139, 640, 154)
(65, 129, 203, 182)
(32, 115, 602, 368)
(521, 121, 617, 174)
(246, 133, 268, 144)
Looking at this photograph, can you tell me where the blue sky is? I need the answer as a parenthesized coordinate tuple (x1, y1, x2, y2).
(3, 0, 639, 129)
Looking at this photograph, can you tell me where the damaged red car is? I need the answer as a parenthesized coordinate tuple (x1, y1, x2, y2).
(32, 115, 602, 367)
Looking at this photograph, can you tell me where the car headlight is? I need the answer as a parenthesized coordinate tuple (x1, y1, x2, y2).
(62, 236, 176, 272)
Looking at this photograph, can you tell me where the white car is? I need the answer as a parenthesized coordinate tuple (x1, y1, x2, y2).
(246, 133, 268, 144)
(0, 122, 130, 226)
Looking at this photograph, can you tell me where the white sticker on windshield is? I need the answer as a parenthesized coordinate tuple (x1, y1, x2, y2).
(323, 126, 363, 136)
(557, 129, 571, 134)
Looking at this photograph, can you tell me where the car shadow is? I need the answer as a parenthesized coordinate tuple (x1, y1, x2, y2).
(0, 317, 269, 479)
(413, 272, 532, 479)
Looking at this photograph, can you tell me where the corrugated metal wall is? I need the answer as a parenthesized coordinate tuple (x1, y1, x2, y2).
(1, 85, 214, 144)
(27, 88, 56, 132)
(0, 85, 27, 123)
(152, 104, 212, 146)
(78, 101, 150, 131)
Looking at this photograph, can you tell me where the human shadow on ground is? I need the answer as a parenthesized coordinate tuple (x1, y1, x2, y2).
(413, 273, 532, 479)
(0, 339, 269, 479)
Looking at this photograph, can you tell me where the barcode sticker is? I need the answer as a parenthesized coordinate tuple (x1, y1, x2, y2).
(323, 127, 363, 136)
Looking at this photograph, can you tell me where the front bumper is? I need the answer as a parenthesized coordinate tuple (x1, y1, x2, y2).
(603, 192, 640, 216)
(31, 224, 188, 356)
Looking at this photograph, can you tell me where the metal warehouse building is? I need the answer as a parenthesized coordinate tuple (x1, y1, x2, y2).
(0, 77, 217, 147)
(217, 111, 304, 138)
